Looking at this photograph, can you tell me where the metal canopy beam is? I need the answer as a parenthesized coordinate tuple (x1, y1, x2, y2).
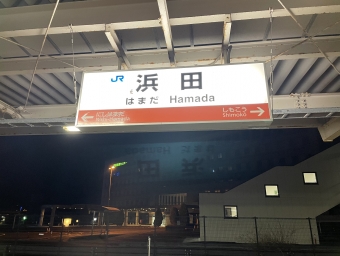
(231, 5, 340, 21)
(1, 34, 340, 75)
(1, 94, 339, 137)
(273, 93, 340, 112)
(318, 118, 340, 142)
(222, 15, 232, 64)
(104, 24, 131, 70)
(2, 93, 339, 121)
(0, 117, 326, 136)
(1, 5, 340, 38)
(17, 104, 76, 119)
(0, 99, 23, 119)
(157, 0, 175, 66)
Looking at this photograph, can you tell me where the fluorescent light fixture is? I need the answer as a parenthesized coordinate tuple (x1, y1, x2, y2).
(248, 126, 270, 129)
(63, 126, 81, 132)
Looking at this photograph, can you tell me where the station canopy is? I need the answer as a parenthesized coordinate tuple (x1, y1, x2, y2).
(0, 0, 339, 141)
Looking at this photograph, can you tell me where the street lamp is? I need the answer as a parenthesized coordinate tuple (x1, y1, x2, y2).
(108, 165, 116, 206)
(107, 162, 127, 206)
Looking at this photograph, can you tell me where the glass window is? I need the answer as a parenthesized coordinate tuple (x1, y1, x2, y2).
(303, 173, 318, 184)
(224, 206, 238, 218)
(265, 185, 279, 197)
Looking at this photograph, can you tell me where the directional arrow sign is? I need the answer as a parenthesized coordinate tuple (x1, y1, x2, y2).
(76, 63, 272, 130)
(250, 107, 265, 116)
(81, 112, 94, 122)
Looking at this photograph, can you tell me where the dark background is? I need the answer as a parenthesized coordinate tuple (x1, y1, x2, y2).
(0, 128, 338, 213)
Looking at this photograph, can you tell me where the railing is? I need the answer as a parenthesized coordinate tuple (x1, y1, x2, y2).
(0, 214, 340, 255)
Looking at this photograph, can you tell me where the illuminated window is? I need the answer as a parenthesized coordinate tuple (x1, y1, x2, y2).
(224, 206, 238, 218)
(265, 185, 279, 197)
(303, 173, 318, 184)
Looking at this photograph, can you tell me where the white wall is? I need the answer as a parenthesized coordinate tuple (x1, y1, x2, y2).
(199, 143, 340, 244)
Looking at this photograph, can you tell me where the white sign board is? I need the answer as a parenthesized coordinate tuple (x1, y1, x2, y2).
(76, 63, 271, 127)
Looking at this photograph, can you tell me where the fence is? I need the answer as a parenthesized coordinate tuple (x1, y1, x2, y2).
(0, 214, 340, 255)
(201, 216, 318, 245)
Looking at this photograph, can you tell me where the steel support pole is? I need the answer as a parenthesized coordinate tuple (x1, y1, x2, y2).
(38, 208, 45, 226)
(91, 211, 96, 236)
(108, 169, 113, 206)
(254, 217, 260, 255)
(148, 236, 151, 256)
(308, 218, 316, 256)
(203, 216, 206, 255)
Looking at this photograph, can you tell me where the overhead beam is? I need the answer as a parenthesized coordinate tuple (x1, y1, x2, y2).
(0, 15, 226, 38)
(0, 117, 74, 125)
(2, 93, 339, 121)
(222, 15, 232, 64)
(1, 5, 339, 38)
(231, 5, 340, 21)
(17, 104, 76, 119)
(1, 44, 340, 76)
(302, 14, 317, 38)
(2, 94, 340, 136)
(318, 118, 340, 142)
(0, 117, 326, 137)
(104, 24, 131, 70)
(0, 116, 326, 127)
(273, 93, 340, 112)
(0, 99, 23, 119)
(0, 114, 330, 138)
(232, 35, 340, 48)
(157, 0, 175, 66)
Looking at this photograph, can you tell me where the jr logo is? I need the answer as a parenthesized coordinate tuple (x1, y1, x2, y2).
(111, 76, 124, 82)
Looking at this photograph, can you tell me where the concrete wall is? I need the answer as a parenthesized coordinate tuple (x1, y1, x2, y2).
(199, 143, 340, 244)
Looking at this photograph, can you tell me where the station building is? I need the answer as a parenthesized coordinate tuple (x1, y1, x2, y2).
(199, 142, 340, 244)
(101, 129, 335, 226)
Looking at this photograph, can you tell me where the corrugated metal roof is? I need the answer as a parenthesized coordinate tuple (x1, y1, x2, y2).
(0, 0, 339, 136)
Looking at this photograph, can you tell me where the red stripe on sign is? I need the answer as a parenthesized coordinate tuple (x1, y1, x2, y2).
(77, 104, 271, 126)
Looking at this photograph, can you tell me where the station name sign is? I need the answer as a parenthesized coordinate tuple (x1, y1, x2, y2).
(76, 63, 272, 128)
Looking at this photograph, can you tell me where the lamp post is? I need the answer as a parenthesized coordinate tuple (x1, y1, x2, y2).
(107, 162, 127, 206)
(108, 166, 115, 206)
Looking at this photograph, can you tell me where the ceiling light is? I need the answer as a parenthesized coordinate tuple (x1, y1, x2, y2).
(63, 126, 80, 132)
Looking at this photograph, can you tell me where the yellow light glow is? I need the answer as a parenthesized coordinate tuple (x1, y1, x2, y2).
(63, 218, 72, 227)
(63, 126, 81, 132)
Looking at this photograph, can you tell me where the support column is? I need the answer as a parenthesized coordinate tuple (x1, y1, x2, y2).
(38, 208, 45, 226)
(98, 212, 103, 226)
(49, 206, 56, 229)
(136, 210, 139, 225)
(149, 212, 153, 225)
(123, 210, 128, 226)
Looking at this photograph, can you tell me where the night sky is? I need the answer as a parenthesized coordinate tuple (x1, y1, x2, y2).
(0, 128, 338, 213)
